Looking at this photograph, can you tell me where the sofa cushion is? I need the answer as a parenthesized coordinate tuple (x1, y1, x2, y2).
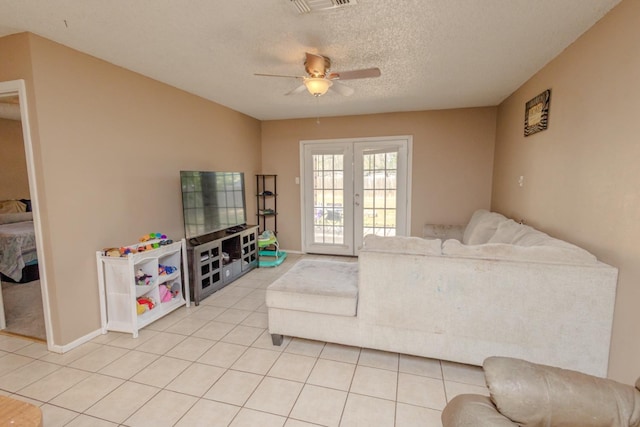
(487, 219, 531, 244)
(486, 219, 598, 262)
(266, 260, 358, 317)
(442, 394, 518, 426)
(463, 209, 507, 245)
(442, 239, 597, 264)
(514, 229, 555, 246)
(483, 357, 640, 427)
(423, 224, 465, 241)
(488, 220, 568, 247)
(363, 234, 442, 255)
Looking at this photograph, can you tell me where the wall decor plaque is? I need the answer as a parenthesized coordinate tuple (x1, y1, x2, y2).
(524, 89, 551, 137)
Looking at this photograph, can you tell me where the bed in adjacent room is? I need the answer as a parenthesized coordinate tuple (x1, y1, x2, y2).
(0, 200, 38, 283)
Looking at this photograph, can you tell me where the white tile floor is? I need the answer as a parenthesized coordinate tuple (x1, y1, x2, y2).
(0, 253, 489, 427)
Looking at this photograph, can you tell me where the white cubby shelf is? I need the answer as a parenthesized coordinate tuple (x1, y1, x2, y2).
(96, 239, 190, 338)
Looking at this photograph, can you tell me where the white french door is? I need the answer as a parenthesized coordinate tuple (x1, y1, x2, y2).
(301, 136, 412, 256)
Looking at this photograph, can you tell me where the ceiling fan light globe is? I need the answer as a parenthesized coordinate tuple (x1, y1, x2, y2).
(304, 77, 332, 96)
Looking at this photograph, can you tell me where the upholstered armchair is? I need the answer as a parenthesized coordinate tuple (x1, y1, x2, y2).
(442, 356, 640, 427)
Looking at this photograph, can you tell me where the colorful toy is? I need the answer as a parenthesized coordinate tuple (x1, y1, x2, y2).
(136, 301, 147, 315)
(135, 268, 152, 286)
(131, 233, 172, 253)
(159, 264, 177, 275)
(139, 232, 168, 243)
(258, 230, 287, 267)
(103, 247, 120, 257)
(158, 284, 173, 302)
(170, 282, 181, 297)
(103, 233, 174, 259)
(136, 296, 155, 313)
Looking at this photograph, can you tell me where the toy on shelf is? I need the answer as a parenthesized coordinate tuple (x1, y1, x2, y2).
(158, 264, 177, 275)
(158, 285, 172, 302)
(135, 268, 152, 286)
(136, 233, 174, 253)
(136, 296, 155, 314)
(170, 282, 180, 296)
(140, 232, 167, 242)
(120, 246, 135, 256)
(103, 248, 120, 257)
(158, 281, 181, 302)
(136, 302, 146, 315)
(102, 233, 174, 257)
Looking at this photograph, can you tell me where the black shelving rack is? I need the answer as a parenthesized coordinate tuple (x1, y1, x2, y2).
(256, 174, 277, 235)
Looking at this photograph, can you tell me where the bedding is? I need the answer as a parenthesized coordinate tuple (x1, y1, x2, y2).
(0, 212, 37, 282)
(0, 199, 27, 213)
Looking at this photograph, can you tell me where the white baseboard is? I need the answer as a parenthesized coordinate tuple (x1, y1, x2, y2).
(47, 328, 103, 354)
(281, 249, 303, 254)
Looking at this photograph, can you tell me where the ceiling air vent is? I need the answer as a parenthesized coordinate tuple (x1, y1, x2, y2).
(290, 0, 357, 14)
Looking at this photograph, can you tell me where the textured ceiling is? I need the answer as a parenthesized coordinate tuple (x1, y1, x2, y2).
(0, 0, 620, 120)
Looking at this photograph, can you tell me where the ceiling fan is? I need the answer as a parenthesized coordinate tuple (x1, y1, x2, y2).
(255, 52, 381, 97)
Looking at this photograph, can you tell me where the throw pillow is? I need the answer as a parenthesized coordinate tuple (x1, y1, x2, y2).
(0, 199, 27, 214)
(463, 209, 507, 245)
(488, 219, 531, 244)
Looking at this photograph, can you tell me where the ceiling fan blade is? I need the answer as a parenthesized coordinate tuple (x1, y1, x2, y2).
(285, 84, 308, 96)
(329, 67, 381, 80)
(329, 81, 355, 96)
(254, 73, 303, 79)
(305, 52, 330, 77)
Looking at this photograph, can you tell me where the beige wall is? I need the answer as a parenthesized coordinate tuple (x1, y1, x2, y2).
(0, 118, 29, 200)
(492, 0, 640, 381)
(0, 34, 37, 204)
(6, 2, 632, 378)
(0, 33, 33, 79)
(262, 108, 497, 251)
(0, 33, 261, 345)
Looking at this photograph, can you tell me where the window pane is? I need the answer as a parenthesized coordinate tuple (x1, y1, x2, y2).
(312, 153, 345, 245)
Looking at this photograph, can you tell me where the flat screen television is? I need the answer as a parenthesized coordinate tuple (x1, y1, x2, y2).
(180, 171, 247, 240)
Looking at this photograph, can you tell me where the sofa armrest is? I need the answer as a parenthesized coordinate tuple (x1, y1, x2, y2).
(423, 224, 465, 241)
(442, 394, 518, 427)
(484, 357, 640, 426)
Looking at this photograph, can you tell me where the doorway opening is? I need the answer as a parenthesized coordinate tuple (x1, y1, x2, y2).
(0, 80, 51, 344)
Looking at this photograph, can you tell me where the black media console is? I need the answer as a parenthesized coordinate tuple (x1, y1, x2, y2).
(186, 225, 259, 305)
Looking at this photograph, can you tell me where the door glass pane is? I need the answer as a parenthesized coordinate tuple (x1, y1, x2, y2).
(362, 151, 398, 237)
(313, 154, 344, 244)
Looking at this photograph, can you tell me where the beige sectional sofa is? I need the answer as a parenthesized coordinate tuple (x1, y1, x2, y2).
(266, 210, 618, 377)
(442, 356, 640, 426)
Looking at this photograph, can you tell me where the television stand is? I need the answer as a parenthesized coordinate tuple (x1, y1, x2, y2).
(226, 224, 247, 234)
(186, 225, 259, 305)
(188, 230, 221, 246)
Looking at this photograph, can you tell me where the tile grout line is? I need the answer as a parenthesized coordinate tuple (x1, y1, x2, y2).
(279, 340, 324, 423)
(0, 254, 488, 426)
